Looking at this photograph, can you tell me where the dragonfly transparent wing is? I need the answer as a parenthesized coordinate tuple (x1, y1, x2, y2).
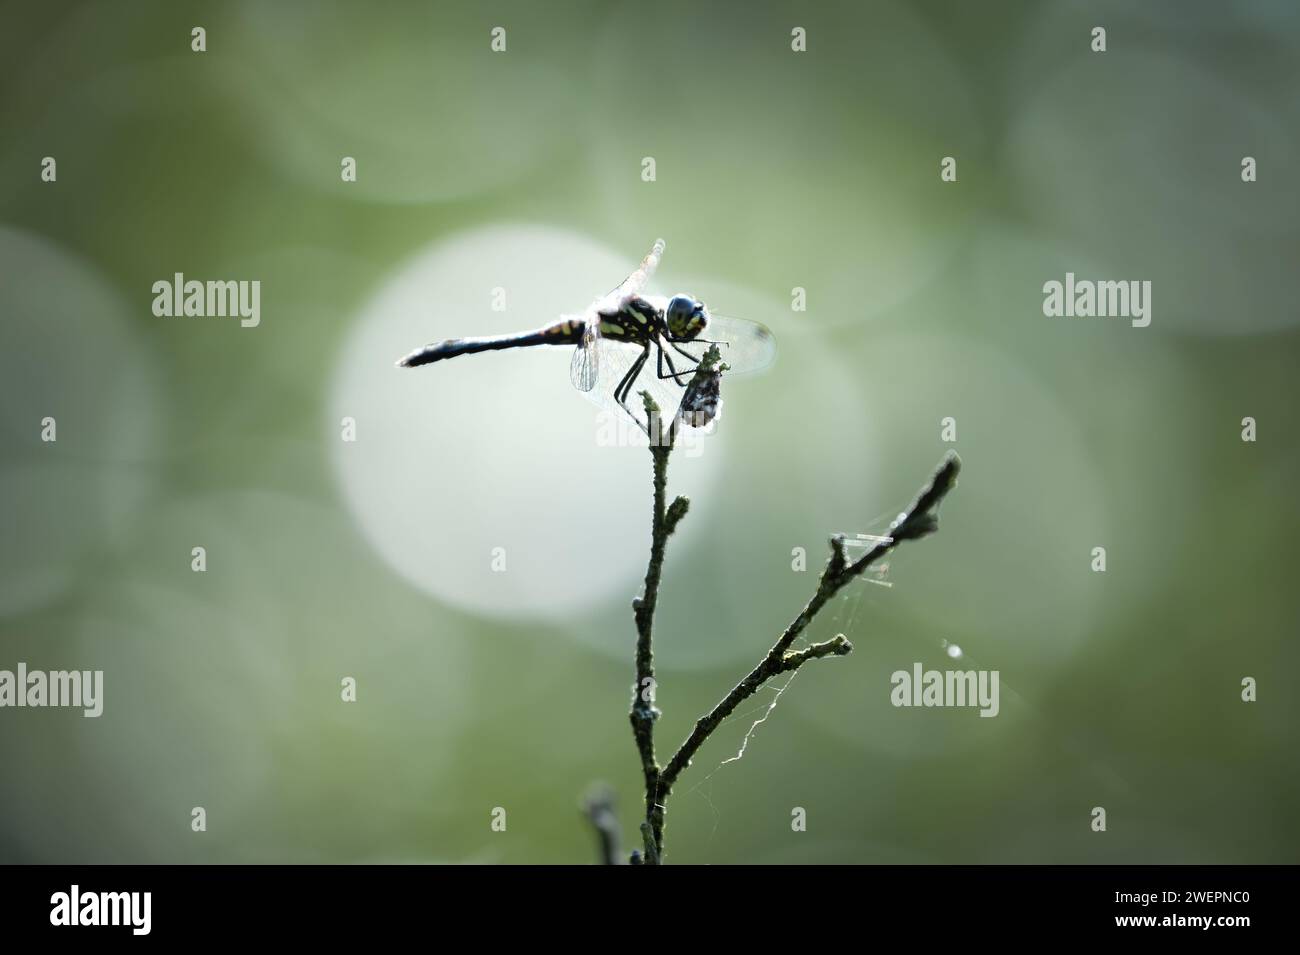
(569, 318, 599, 392)
(575, 240, 664, 395)
(576, 337, 689, 429)
(670, 314, 777, 377)
(596, 239, 666, 311)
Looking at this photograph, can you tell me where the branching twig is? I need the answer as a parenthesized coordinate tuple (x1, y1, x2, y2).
(618, 341, 962, 863)
(656, 452, 960, 816)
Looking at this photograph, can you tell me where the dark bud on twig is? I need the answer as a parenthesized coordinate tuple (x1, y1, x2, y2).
(664, 495, 690, 535)
(888, 451, 961, 542)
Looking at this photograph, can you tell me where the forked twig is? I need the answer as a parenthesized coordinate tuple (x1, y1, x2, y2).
(611, 347, 962, 863)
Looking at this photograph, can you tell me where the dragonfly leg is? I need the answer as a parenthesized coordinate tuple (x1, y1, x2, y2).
(656, 340, 706, 384)
(655, 345, 686, 387)
(673, 335, 729, 360)
(615, 347, 655, 431)
(613, 342, 651, 409)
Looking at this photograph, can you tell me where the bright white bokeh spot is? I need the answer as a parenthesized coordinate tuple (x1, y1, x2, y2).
(329, 225, 725, 622)
(945, 642, 963, 659)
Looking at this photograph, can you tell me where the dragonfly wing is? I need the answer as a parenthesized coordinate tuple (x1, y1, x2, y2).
(696, 314, 777, 376)
(597, 239, 666, 310)
(576, 337, 687, 427)
(569, 327, 600, 392)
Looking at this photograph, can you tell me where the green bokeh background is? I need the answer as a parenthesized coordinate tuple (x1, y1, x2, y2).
(1, 0, 1297, 863)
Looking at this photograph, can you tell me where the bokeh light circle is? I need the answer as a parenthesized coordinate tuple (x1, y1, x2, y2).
(330, 225, 728, 622)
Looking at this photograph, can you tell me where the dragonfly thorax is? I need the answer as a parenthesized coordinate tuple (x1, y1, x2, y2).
(596, 295, 663, 342)
(666, 294, 709, 340)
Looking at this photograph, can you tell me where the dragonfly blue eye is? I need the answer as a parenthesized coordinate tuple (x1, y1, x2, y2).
(666, 295, 702, 336)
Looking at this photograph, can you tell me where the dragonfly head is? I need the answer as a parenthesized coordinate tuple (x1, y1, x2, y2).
(666, 295, 709, 340)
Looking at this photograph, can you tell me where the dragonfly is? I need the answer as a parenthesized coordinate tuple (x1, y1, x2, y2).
(396, 239, 776, 429)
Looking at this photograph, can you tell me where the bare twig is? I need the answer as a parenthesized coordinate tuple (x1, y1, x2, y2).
(617, 338, 962, 863)
(626, 349, 724, 864)
(779, 632, 855, 670)
(646, 449, 961, 861)
(627, 391, 684, 864)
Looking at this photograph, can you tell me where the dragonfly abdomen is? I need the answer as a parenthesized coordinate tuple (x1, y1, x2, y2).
(397, 320, 584, 368)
